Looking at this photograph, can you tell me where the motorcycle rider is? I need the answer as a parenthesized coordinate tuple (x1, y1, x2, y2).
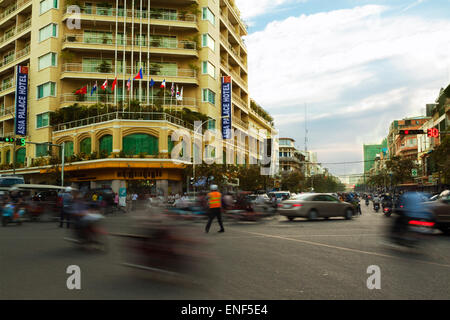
(373, 194, 381, 210)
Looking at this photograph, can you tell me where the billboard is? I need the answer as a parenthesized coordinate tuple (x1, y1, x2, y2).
(221, 76, 232, 139)
(15, 66, 28, 136)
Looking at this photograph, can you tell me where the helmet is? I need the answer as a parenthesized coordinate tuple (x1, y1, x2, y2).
(440, 190, 450, 199)
(65, 187, 73, 193)
(210, 185, 218, 191)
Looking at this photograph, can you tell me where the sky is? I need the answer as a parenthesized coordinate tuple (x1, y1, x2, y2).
(235, 0, 450, 177)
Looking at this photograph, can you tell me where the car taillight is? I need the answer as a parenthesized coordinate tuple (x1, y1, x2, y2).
(278, 204, 283, 208)
(384, 208, 388, 211)
(292, 204, 303, 207)
(409, 220, 435, 227)
(400, 205, 404, 208)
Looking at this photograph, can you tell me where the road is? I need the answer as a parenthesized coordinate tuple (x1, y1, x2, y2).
(1, 204, 450, 299)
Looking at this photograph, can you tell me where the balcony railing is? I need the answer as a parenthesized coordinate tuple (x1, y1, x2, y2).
(232, 116, 249, 129)
(0, 105, 14, 117)
(0, 19, 31, 45)
(0, 0, 31, 24)
(53, 111, 194, 132)
(0, 46, 30, 70)
(65, 6, 197, 23)
(60, 93, 198, 108)
(61, 63, 197, 79)
(232, 93, 248, 108)
(0, 80, 14, 93)
(64, 34, 197, 51)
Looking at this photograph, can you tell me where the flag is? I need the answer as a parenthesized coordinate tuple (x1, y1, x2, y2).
(111, 78, 117, 91)
(101, 79, 108, 90)
(176, 85, 180, 99)
(149, 78, 155, 87)
(90, 82, 97, 96)
(177, 87, 183, 101)
(134, 68, 143, 80)
(160, 79, 166, 88)
(76, 86, 87, 95)
(127, 78, 131, 91)
(171, 82, 175, 97)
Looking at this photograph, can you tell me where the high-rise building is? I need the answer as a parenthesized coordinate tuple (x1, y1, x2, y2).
(0, 0, 275, 195)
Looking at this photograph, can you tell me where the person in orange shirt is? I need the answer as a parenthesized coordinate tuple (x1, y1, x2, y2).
(205, 185, 225, 233)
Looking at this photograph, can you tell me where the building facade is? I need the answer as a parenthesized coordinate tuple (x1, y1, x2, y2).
(278, 138, 303, 174)
(0, 0, 275, 195)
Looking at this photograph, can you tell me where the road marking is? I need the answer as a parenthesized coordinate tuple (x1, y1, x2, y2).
(235, 230, 450, 269)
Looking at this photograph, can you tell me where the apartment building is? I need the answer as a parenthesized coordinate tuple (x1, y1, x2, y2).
(394, 116, 430, 160)
(0, 0, 275, 195)
(278, 138, 303, 174)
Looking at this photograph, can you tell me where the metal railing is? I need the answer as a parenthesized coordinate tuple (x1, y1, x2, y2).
(0, 0, 31, 24)
(53, 111, 194, 132)
(0, 80, 14, 93)
(61, 63, 197, 78)
(65, 6, 197, 23)
(0, 19, 31, 45)
(220, 35, 246, 67)
(64, 34, 197, 50)
(0, 46, 30, 70)
(60, 94, 197, 107)
(232, 93, 248, 108)
(232, 116, 249, 129)
(0, 105, 14, 117)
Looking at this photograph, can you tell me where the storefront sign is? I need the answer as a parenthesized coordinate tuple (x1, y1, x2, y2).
(15, 66, 28, 136)
(221, 76, 232, 139)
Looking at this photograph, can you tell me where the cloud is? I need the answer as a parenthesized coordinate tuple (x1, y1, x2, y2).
(243, 5, 450, 173)
(235, 0, 307, 20)
(402, 0, 426, 12)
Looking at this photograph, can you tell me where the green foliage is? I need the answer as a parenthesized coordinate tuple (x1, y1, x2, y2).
(280, 171, 304, 193)
(304, 174, 346, 193)
(385, 156, 416, 185)
(250, 99, 274, 125)
(430, 135, 450, 184)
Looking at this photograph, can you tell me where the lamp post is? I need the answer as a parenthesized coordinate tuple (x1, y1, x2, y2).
(28, 142, 66, 186)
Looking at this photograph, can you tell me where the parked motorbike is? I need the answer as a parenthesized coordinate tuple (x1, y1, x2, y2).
(2, 203, 25, 227)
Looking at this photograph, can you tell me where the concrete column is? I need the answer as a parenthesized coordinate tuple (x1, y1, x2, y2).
(159, 127, 168, 158)
(90, 131, 97, 153)
(112, 126, 121, 153)
(156, 179, 168, 198)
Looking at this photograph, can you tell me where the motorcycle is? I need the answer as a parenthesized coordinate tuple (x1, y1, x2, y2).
(389, 216, 435, 248)
(2, 203, 25, 227)
(373, 203, 380, 212)
(365, 199, 369, 207)
(383, 206, 392, 217)
(65, 212, 108, 251)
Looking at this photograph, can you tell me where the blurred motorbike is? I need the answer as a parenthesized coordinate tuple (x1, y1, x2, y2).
(374, 203, 380, 212)
(383, 206, 392, 217)
(2, 203, 25, 227)
(65, 212, 108, 251)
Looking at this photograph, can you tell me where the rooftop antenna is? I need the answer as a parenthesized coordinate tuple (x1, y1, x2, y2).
(304, 103, 308, 155)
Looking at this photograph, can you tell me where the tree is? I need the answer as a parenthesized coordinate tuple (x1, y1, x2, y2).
(385, 156, 415, 185)
(280, 171, 304, 192)
(430, 135, 450, 184)
(305, 174, 345, 193)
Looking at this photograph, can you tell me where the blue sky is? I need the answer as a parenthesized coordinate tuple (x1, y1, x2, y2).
(236, 0, 450, 177)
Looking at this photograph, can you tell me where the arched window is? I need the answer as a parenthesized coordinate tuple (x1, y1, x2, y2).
(99, 135, 113, 155)
(6, 150, 10, 164)
(123, 133, 158, 156)
(59, 141, 74, 158)
(80, 137, 91, 155)
(168, 135, 186, 158)
(15, 148, 26, 164)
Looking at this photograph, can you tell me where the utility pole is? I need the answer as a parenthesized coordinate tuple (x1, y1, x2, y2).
(27, 141, 65, 186)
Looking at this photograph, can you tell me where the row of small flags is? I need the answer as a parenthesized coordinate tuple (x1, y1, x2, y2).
(75, 68, 184, 100)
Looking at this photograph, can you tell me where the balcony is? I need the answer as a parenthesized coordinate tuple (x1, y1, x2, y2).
(232, 93, 248, 109)
(220, 34, 247, 69)
(53, 111, 195, 133)
(60, 93, 198, 110)
(63, 6, 198, 30)
(0, 80, 14, 97)
(61, 63, 198, 84)
(0, 105, 14, 119)
(0, 19, 31, 47)
(63, 34, 198, 57)
(232, 116, 249, 130)
(220, 63, 248, 92)
(0, 46, 30, 72)
(0, 0, 32, 27)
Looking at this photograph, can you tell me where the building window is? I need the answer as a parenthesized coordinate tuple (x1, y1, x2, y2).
(202, 89, 216, 105)
(39, 23, 58, 42)
(207, 119, 216, 130)
(15, 148, 26, 165)
(202, 7, 215, 25)
(202, 61, 215, 78)
(38, 52, 57, 70)
(40, 0, 58, 15)
(36, 143, 49, 157)
(60, 141, 74, 158)
(99, 135, 113, 156)
(36, 112, 50, 128)
(80, 137, 91, 155)
(123, 134, 158, 156)
(6, 150, 10, 164)
(201, 34, 215, 52)
(37, 82, 56, 99)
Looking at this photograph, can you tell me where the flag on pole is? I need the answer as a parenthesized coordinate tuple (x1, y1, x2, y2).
(134, 68, 143, 80)
(111, 78, 117, 91)
(171, 82, 175, 97)
(90, 82, 97, 96)
(101, 79, 108, 90)
(127, 78, 131, 91)
(149, 78, 155, 87)
(160, 79, 166, 88)
(177, 87, 183, 101)
(176, 85, 180, 99)
(76, 85, 87, 95)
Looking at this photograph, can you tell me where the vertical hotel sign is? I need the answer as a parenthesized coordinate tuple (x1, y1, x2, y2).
(221, 76, 232, 139)
(15, 66, 28, 136)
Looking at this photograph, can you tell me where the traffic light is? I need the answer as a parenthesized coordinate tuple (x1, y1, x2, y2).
(16, 138, 26, 146)
(427, 128, 439, 138)
(399, 130, 424, 135)
(0, 137, 15, 143)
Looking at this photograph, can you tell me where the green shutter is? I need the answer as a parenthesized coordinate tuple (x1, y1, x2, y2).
(99, 135, 113, 155)
(123, 134, 158, 156)
(80, 138, 91, 154)
(15, 148, 26, 164)
(6, 150, 10, 164)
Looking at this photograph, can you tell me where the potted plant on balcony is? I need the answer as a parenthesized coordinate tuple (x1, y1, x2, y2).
(150, 63, 162, 75)
(150, 9, 163, 20)
(97, 60, 112, 73)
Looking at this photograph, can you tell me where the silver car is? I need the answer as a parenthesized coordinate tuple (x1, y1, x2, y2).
(278, 193, 355, 221)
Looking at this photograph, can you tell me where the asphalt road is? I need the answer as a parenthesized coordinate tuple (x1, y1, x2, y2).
(1, 204, 450, 300)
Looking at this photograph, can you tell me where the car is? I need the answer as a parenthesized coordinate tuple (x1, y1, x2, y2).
(425, 190, 450, 235)
(278, 193, 355, 221)
(268, 191, 291, 203)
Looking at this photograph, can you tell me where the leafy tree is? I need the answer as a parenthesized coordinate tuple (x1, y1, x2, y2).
(430, 135, 450, 184)
(280, 171, 305, 192)
(385, 156, 416, 185)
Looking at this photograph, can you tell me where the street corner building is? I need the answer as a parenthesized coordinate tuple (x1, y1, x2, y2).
(0, 0, 276, 195)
